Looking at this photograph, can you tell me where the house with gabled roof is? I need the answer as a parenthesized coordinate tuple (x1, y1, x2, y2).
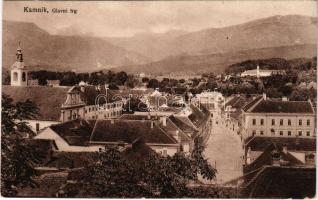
(34, 118, 181, 156)
(240, 93, 316, 142)
(241, 139, 316, 198)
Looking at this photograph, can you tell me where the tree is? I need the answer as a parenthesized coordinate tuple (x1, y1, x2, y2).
(115, 71, 128, 85)
(1, 94, 40, 196)
(108, 82, 119, 90)
(63, 140, 217, 198)
(142, 77, 149, 83)
(147, 79, 159, 89)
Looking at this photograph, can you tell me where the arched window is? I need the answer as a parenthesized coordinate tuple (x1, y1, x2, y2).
(13, 72, 18, 81)
(22, 72, 26, 82)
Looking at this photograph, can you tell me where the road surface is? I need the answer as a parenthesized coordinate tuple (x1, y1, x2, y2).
(201, 117, 243, 184)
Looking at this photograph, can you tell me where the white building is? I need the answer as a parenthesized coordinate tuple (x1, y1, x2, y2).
(241, 65, 286, 78)
(240, 94, 316, 141)
(10, 43, 29, 86)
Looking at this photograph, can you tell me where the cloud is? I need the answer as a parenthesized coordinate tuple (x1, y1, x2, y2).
(3, 1, 317, 37)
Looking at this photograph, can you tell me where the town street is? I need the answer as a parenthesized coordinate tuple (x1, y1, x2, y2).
(202, 116, 243, 185)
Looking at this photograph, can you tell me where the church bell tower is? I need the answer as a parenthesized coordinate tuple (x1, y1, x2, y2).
(11, 42, 28, 86)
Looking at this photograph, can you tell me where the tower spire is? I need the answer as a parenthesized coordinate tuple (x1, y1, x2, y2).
(16, 41, 23, 62)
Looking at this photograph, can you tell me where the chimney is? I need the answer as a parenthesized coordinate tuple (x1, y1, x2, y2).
(246, 147, 251, 164)
(282, 145, 288, 154)
(263, 93, 267, 100)
(150, 120, 154, 129)
(147, 112, 151, 120)
(162, 116, 167, 127)
(173, 130, 180, 143)
(80, 85, 85, 93)
(271, 150, 281, 166)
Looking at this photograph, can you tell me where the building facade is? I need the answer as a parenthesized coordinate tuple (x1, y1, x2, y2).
(240, 95, 316, 141)
(60, 84, 123, 122)
(10, 43, 29, 86)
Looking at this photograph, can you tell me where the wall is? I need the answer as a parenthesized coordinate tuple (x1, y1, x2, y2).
(148, 144, 179, 156)
(242, 112, 315, 140)
(11, 69, 28, 86)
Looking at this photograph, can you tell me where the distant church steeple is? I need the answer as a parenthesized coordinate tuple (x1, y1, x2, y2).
(10, 42, 28, 86)
(16, 41, 23, 62)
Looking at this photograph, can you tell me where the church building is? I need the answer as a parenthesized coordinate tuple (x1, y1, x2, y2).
(10, 43, 29, 86)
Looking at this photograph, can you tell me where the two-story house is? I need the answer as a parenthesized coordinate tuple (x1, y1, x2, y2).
(240, 94, 316, 142)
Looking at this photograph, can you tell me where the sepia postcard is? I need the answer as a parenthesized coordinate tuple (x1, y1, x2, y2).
(1, 0, 317, 198)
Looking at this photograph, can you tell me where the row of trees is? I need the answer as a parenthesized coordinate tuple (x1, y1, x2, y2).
(226, 57, 317, 74)
(3, 70, 137, 88)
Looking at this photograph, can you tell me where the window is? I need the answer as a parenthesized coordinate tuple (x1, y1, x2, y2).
(252, 119, 256, 125)
(272, 119, 275, 126)
(36, 123, 40, 132)
(298, 131, 302, 136)
(307, 131, 310, 136)
(252, 130, 256, 136)
(271, 129, 275, 136)
(299, 119, 302, 126)
(307, 119, 310, 126)
(288, 119, 291, 126)
(280, 131, 283, 136)
(260, 119, 264, 126)
(288, 131, 291, 136)
(280, 119, 283, 126)
(13, 72, 18, 81)
(22, 72, 26, 82)
(260, 130, 264, 135)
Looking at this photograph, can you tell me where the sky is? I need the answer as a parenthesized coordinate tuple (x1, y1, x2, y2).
(3, 1, 317, 37)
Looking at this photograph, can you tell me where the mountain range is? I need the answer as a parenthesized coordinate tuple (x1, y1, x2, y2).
(3, 15, 317, 74)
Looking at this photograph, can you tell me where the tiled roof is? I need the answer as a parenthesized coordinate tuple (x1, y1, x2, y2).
(242, 96, 263, 112)
(225, 95, 247, 109)
(50, 119, 93, 146)
(245, 136, 316, 152)
(250, 100, 314, 113)
(244, 143, 304, 174)
(69, 85, 118, 105)
(90, 120, 178, 144)
(188, 104, 210, 128)
(169, 115, 197, 136)
(120, 114, 159, 121)
(2, 85, 69, 121)
(242, 166, 316, 198)
(120, 114, 192, 142)
(159, 117, 192, 142)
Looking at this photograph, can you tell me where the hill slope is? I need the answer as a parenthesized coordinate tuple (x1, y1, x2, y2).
(116, 44, 316, 75)
(106, 15, 316, 62)
(3, 21, 150, 72)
